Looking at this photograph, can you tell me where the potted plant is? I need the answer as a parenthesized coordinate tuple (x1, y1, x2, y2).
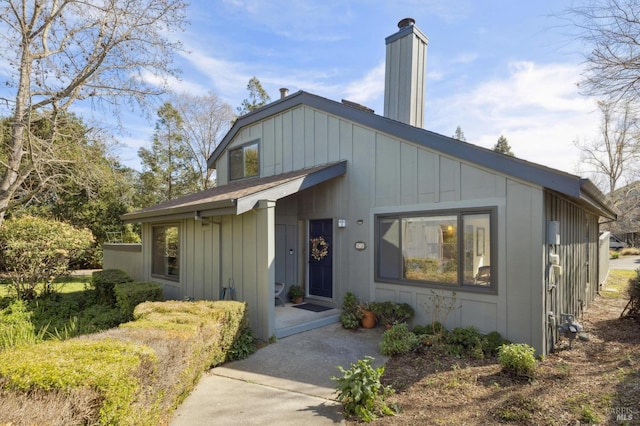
(288, 284, 304, 304)
(359, 302, 377, 329)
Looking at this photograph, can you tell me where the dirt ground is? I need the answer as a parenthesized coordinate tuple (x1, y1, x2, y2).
(357, 292, 640, 425)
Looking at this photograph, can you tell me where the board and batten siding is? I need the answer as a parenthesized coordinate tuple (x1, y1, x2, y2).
(141, 202, 275, 339)
(214, 104, 549, 350)
(544, 191, 600, 352)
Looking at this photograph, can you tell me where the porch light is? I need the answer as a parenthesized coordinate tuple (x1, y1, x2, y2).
(338, 219, 347, 228)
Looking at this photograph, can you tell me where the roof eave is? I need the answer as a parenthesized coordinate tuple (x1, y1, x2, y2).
(579, 179, 618, 220)
(122, 198, 237, 223)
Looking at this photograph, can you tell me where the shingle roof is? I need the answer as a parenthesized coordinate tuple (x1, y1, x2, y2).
(122, 161, 347, 222)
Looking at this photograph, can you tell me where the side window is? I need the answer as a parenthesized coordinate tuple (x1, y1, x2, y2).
(152, 225, 179, 280)
(229, 141, 259, 181)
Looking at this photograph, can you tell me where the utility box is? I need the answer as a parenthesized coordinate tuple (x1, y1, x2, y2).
(547, 221, 560, 245)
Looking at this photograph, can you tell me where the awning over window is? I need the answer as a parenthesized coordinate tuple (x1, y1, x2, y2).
(122, 160, 347, 223)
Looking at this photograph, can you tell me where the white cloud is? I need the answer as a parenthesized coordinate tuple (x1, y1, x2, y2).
(343, 62, 385, 105)
(452, 53, 478, 64)
(217, 0, 353, 41)
(427, 61, 599, 174)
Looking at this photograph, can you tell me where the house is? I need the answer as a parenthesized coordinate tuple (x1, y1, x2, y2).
(113, 19, 616, 354)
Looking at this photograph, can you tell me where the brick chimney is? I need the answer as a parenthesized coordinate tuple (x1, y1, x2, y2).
(384, 18, 428, 128)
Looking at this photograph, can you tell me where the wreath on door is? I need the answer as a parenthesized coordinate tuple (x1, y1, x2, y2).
(310, 236, 329, 261)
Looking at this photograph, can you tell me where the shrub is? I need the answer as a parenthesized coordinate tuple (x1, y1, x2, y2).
(0, 299, 250, 425)
(226, 326, 257, 361)
(0, 216, 93, 299)
(0, 338, 157, 424)
(0, 300, 46, 350)
(413, 321, 445, 336)
(92, 269, 132, 305)
(498, 343, 537, 378)
(114, 282, 163, 321)
(340, 292, 363, 329)
(624, 267, 640, 316)
(380, 323, 421, 356)
(371, 301, 415, 327)
(331, 356, 395, 422)
(447, 326, 485, 359)
(483, 331, 509, 356)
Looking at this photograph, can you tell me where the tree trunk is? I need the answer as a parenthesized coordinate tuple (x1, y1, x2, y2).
(0, 38, 32, 228)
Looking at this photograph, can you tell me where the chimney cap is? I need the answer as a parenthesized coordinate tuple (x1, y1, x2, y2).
(398, 18, 415, 29)
(279, 88, 289, 99)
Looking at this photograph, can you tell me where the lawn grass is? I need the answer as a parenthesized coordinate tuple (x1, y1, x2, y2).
(601, 269, 635, 299)
(1, 272, 124, 340)
(0, 274, 93, 299)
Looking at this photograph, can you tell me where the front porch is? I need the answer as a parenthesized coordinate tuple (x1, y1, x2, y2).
(274, 302, 341, 339)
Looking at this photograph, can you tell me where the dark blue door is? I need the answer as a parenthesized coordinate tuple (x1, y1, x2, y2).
(309, 219, 333, 298)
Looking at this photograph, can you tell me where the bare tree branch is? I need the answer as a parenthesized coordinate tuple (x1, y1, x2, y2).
(171, 91, 234, 190)
(575, 99, 639, 198)
(0, 0, 188, 225)
(567, 0, 640, 103)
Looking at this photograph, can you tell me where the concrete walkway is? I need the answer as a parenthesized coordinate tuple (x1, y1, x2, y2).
(170, 323, 387, 426)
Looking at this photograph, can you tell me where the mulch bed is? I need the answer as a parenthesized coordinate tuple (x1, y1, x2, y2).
(348, 295, 640, 425)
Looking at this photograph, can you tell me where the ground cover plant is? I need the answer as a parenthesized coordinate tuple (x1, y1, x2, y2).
(354, 269, 640, 425)
(0, 275, 124, 342)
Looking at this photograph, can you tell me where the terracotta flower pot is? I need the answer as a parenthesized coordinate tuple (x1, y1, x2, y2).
(292, 296, 303, 304)
(360, 310, 376, 328)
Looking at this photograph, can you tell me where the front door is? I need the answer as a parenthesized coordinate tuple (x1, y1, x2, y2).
(309, 219, 333, 298)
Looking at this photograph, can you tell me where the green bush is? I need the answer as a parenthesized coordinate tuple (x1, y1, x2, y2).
(340, 292, 363, 329)
(0, 338, 157, 424)
(0, 300, 45, 350)
(92, 269, 132, 305)
(447, 326, 485, 359)
(0, 300, 252, 425)
(380, 322, 421, 356)
(114, 282, 163, 321)
(483, 331, 509, 356)
(498, 343, 537, 378)
(331, 356, 395, 422)
(413, 321, 445, 336)
(227, 326, 257, 361)
(371, 301, 415, 327)
(0, 216, 94, 299)
(624, 267, 640, 316)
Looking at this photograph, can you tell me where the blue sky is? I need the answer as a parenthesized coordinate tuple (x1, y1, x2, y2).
(10, 0, 606, 178)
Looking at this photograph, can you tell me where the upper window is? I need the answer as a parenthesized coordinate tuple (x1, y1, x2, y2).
(152, 225, 180, 281)
(229, 141, 259, 181)
(376, 208, 495, 291)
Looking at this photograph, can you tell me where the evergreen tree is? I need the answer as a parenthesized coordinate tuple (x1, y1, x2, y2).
(493, 135, 515, 156)
(452, 125, 467, 141)
(237, 77, 271, 115)
(137, 102, 199, 206)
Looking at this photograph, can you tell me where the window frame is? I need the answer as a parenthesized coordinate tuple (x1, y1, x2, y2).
(374, 207, 497, 294)
(228, 140, 260, 181)
(151, 223, 180, 282)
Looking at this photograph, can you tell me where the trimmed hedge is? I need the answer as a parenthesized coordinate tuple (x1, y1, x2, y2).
(92, 269, 132, 305)
(0, 300, 251, 425)
(0, 338, 157, 424)
(115, 282, 164, 321)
